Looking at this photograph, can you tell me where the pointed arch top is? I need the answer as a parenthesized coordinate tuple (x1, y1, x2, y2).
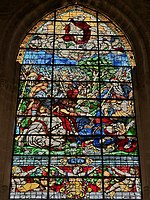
(17, 4, 135, 68)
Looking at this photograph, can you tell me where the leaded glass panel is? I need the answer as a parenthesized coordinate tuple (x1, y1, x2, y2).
(10, 4, 142, 199)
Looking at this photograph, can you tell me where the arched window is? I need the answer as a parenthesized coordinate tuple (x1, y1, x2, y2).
(10, 4, 142, 199)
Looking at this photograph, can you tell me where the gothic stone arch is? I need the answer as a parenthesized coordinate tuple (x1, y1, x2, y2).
(0, 1, 150, 199)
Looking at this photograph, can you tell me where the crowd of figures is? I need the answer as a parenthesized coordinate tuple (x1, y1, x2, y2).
(12, 61, 139, 198)
(16, 64, 136, 156)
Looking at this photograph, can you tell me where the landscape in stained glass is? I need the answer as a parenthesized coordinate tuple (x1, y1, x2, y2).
(10, 4, 141, 199)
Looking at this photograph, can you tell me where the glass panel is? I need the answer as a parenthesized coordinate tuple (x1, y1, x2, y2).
(10, 178, 48, 199)
(101, 100, 135, 117)
(20, 65, 52, 80)
(16, 116, 50, 135)
(56, 5, 97, 21)
(50, 135, 102, 156)
(52, 81, 99, 98)
(98, 22, 123, 35)
(22, 50, 54, 65)
(103, 156, 140, 177)
(21, 34, 54, 49)
(100, 66, 132, 82)
(104, 177, 141, 199)
(12, 156, 49, 176)
(14, 134, 49, 155)
(42, 12, 55, 21)
(49, 178, 103, 199)
(55, 21, 97, 36)
(54, 50, 98, 64)
(99, 36, 132, 51)
(53, 65, 99, 81)
(49, 156, 102, 177)
(13, 4, 142, 200)
(29, 21, 54, 34)
(55, 34, 98, 50)
(101, 117, 136, 136)
(19, 81, 52, 98)
(17, 98, 51, 116)
(99, 50, 134, 66)
(102, 136, 138, 155)
(101, 82, 133, 99)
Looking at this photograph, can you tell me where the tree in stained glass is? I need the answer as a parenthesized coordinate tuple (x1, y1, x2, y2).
(10, 4, 142, 199)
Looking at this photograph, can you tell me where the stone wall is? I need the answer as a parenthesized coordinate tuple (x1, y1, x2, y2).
(0, 0, 150, 199)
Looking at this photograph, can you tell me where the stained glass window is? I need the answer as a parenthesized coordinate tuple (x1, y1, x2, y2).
(10, 4, 142, 199)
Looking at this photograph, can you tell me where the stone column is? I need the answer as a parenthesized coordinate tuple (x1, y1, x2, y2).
(143, 186, 150, 200)
(0, 78, 18, 200)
